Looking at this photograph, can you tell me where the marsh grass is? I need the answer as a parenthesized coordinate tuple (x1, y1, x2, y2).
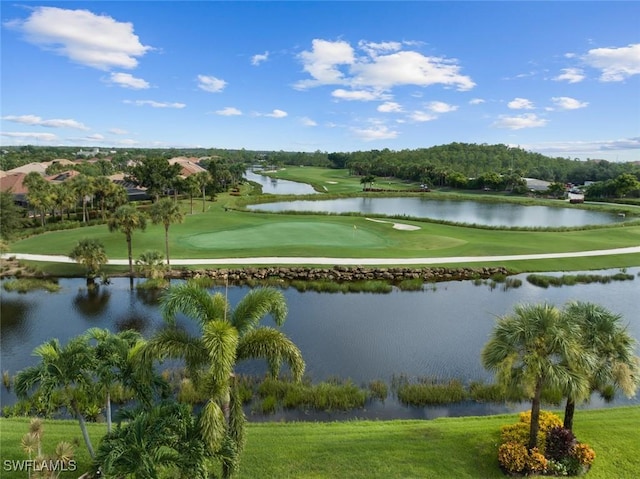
(2, 277, 61, 293)
(527, 272, 635, 288)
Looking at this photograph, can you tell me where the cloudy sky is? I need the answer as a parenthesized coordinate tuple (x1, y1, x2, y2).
(1, 1, 639, 161)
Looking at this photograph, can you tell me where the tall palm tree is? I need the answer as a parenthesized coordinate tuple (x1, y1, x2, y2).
(561, 301, 640, 430)
(481, 303, 592, 450)
(14, 337, 97, 458)
(184, 175, 201, 214)
(70, 174, 95, 223)
(24, 172, 53, 226)
(69, 238, 108, 286)
(147, 283, 305, 477)
(108, 204, 147, 280)
(149, 197, 184, 266)
(193, 171, 211, 212)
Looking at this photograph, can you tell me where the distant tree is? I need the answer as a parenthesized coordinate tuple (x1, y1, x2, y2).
(547, 182, 567, 198)
(24, 172, 53, 226)
(108, 205, 148, 280)
(360, 174, 375, 190)
(193, 171, 212, 212)
(69, 174, 95, 223)
(184, 175, 201, 214)
(69, 238, 108, 286)
(612, 173, 640, 197)
(0, 191, 25, 239)
(126, 157, 182, 201)
(149, 197, 184, 265)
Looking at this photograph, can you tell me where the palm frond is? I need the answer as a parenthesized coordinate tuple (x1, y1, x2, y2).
(237, 327, 305, 381)
(231, 287, 288, 334)
(160, 283, 218, 325)
(202, 321, 238, 384)
(199, 399, 226, 454)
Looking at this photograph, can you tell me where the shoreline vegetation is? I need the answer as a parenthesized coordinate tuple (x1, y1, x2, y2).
(1, 406, 639, 479)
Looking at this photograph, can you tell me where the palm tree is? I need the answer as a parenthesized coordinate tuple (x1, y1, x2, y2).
(70, 174, 95, 223)
(93, 176, 119, 220)
(193, 171, 211, 212)
(93, 401, 207, 479)
(108, 204, 147, 280)
(481, 303, 592, 450)
(149, 197, 184, 266)
(85, 328, 157, 434)
(561, 301, 640, 430)
(24, 172, 53, 226)
(147, 283, 305, 477)
(69, 238, 108, 286)
(184, 175, 201, 214)
(14, 337, 97, 458)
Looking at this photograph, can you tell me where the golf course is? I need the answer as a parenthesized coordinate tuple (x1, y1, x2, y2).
(5, 167, 640, 274)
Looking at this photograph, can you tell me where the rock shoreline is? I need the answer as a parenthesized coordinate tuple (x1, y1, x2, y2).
(176, 265, 512, 284)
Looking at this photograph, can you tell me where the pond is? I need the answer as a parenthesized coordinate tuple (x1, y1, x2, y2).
(2, 268, 638, 420)
(245, 170, 318, 195)
(248, 197, 628, 228)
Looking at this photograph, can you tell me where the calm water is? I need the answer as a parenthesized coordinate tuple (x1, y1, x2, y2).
(245, 170, 318, 195)
(2, 268, 639, 419)
(248, 197, 627, 228)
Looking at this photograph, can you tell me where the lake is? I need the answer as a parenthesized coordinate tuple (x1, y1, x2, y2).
(247, 197, 628, 228)
(245, 170, 318, 195)
(2, 268, 638, 420)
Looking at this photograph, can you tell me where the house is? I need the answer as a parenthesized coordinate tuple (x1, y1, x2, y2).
(108, 173, 150, 202)
(0, 172, 29, 206)
(168, 157, 208, 178)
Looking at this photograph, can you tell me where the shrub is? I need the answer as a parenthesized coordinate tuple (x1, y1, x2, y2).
(498, 441, 528, 474)
(572, 443, 596, 467)
(546, 426, 577, 462)
(526, 447, 548, 475)
(519, 410, 563, 433)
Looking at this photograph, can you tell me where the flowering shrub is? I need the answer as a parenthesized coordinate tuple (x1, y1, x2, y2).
(498, 441, 528, 474)
(496, 411, 594, 476)
(572, 443, 596, 467)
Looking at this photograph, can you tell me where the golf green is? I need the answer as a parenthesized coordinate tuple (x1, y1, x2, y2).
(185, 222, 387, 249)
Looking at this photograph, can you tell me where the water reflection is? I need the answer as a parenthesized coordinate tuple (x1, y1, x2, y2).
(73, 286, 111, 317)
(245, 170, 318, 195)
(248, 197, 627, 227)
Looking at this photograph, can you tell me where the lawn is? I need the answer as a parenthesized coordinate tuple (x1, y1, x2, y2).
(6, 174, 640, 273)
(1, 407, 638, 478)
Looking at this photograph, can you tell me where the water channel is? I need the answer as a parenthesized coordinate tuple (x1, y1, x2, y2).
(2, 269, 638, 420)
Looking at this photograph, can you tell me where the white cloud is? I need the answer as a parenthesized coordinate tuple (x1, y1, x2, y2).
(426, 101, 457, 113)
(469, 98, 485, 105)
(295, 39, 355, 89)
(351, 124, 398, 141)
(197, 75, 227, 93)
(2, 114, 89, 130)
(378, 102, 403, 113)
(583, 43, 640, 81)
(521, 137, 640, 156)
(550, 97, 588, 110)
(109, 72, 149, 89)
(251, 51, 269, 65)
(1, 132, 58, 142)
(553, 67, 585, 83)
(350, 51, 475, 91)
(357, 40, 402, 57)
(85, 133, 105, 141)
(409, 111, 437, 122)
(508, 98, 535, 110)
(215, 107, 242, 116)
(492, 113, 547, 130)
(300, 117, 318, 126)
(265, 109, 288, 118)
(331, 89, 386, 101)
(123, 100, 186, 108)
(5, 6, 151, 70)
(109, 128, 128, 135)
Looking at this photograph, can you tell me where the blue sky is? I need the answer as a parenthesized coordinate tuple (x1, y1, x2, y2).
(1, 1, 639, 162)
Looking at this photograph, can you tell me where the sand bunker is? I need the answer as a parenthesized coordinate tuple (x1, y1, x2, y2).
(365, 217, 421, 231)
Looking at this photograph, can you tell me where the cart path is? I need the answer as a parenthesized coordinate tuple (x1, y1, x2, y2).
(3, 246, 640, 266)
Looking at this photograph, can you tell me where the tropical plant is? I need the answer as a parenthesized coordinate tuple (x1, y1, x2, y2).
(92, 401, 207, 479)
(147, 283, 305, 477)
(24, 172, 54, 226)
(135, 249, 168, 280)
(69, 174, 95, 223)
(69, 238, 108, 286)
(84, 328, 158, 433)
(183, 174, 201, 214)
(192, 171, 211, 212)
(561, 301, 640, 430)
(149, 197, 184, 265)
(481, 303, 593, 450)
(14, 337, 98, 458)
(108, 204, 148, 280)
(0, 190, 25, 239)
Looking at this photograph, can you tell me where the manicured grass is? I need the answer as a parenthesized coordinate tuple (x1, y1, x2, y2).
(6, 180, 640, 273)
(2, 407, 638, 478)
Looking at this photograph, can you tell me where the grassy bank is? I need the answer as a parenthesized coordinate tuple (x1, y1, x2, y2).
(1, 407, 638, 478)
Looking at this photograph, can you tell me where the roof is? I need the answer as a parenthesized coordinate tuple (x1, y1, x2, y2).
(0, 172, 29, 195)
(5, 159, 75, 175)
(168, 157, 207, 177)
